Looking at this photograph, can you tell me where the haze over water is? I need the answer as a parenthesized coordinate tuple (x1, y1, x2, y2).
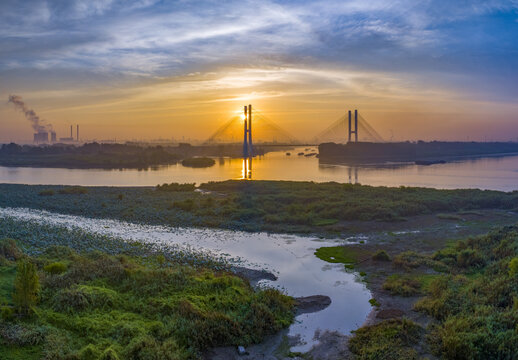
(1, 147, 518, 191)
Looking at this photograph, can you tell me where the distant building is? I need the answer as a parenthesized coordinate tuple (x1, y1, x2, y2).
(50, 131, 57, 142)
(34, 132, 48, 143)
(59, 137, 74, 142)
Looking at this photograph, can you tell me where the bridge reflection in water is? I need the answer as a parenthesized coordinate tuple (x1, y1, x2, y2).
(241, 156, 252, 179)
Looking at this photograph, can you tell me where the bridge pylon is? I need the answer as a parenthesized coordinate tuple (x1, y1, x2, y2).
(348, 109, 358, 143)
(243, 104, 253, 157)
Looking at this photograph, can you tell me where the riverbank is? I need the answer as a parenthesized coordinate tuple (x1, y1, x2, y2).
(0, 143, 283, 170)
(318, 141, 518, 164)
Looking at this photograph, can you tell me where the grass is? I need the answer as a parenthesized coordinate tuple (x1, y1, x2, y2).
(368, 298, 380, 307)
(314, 246, 369, 265)
(0, 238, 295, 359)
(349, 318, 422, 360)
(349, 224, 518, 359)
(381, 274, 440, 297)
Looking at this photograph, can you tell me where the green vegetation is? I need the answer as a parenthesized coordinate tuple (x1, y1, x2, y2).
(410, 225, 518, 358)
(38, 190, 54, 196)
(43, 262, 67, 275)
(1, 181, 518, 235)
(372, 250, 390, 261)
(0, 239, 294, 359)
(383, 275, 421, 297)
(181, 157, 215, 168)
(349, 318, 422, 360)
(314, 246, 369, 265)
(509, 257, 518, 276)
(368, 298, 380, 307)
(57, 186, 88, 195)
(13, 260, 40, 316)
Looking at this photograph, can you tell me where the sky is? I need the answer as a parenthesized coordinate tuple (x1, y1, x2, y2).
(1, 0, 518, 143)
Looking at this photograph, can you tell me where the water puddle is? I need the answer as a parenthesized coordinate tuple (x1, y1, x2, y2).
(0, 207, 372, 352)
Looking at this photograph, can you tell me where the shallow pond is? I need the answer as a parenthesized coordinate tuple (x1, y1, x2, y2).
(0, 207, 372, 352)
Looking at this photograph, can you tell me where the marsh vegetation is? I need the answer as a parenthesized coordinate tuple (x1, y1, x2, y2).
(1, 181, 517, 236)
(0, 234, 293, 360)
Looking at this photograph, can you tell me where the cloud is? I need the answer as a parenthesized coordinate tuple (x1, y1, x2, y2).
(1, 0, 517, 110)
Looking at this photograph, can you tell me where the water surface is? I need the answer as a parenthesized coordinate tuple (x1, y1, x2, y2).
(1, 147, 518, 190)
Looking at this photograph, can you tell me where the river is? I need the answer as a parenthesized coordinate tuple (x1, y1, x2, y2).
(1, 147, 518, 191)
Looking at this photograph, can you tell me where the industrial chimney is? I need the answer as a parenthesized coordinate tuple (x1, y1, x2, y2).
(76, 125, 79, 141)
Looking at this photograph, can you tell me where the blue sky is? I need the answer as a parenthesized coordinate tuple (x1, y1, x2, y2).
(1, 0, 518, 142)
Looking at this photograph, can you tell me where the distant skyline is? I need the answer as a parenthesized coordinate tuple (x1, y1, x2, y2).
(1, 0, 518, 143)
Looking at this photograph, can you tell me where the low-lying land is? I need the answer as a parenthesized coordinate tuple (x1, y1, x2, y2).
(0, 219, 294, 360)
(1, 181, 517, 235)
(2, 181, 518, 359)
(318, 141, 518, 164)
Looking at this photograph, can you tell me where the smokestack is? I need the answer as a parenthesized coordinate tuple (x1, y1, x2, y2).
(70, 125, 73, 138)
(77, 125, 79, 141)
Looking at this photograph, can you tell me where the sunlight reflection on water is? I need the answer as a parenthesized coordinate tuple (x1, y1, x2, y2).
(1, 148, 518, 190)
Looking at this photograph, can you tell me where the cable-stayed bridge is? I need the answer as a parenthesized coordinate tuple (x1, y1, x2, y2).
(204, 106, 383, 148)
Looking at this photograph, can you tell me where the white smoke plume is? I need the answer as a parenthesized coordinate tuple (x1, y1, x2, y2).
(8, 95, 52, 133)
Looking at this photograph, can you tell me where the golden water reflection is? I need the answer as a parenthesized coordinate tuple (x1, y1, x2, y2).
(241, 157, 252, 179)
(1, 147, 518, 191)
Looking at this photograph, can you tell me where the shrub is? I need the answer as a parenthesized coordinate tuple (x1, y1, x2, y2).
(456, 249, 485, 268)
(349, 319, 422, 360)
(0, 323, 46, 346)
(156, 182, 196, 192)
(0, 238, 22, 260)
(39, 189, 54, 196)
(508, 257, 518, 277)
(372, 250, 391, 261)
(78, 344, 101, 360)
(100, 347, 121, 360)
(171, 199, 195, 211)
(13, 259, 40, 315)
(44, 262, 67, 275)
(383, 275, 421, 296)
(51, 285, 119, 313)
(58, 186, 88, 195)
(1, 305, 15, 321)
